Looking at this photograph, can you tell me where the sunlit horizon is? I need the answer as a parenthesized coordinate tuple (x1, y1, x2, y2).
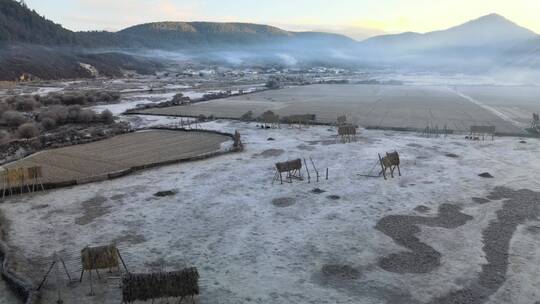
(23, 0, 540, 40)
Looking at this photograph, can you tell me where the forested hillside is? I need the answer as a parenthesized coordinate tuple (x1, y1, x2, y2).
(0, 0, 78, 44)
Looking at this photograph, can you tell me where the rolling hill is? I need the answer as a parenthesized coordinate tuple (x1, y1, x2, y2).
(0, 0, 356, 50)
(2, 0, 540, 79)
(116, 21, 355, 50)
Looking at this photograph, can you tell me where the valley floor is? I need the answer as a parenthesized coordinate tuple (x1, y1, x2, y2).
(1, 119, 540, 303)
(135, 84, 540, 135)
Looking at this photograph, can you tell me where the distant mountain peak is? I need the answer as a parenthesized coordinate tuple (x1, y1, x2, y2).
(362, 13, 538, 50)
(454, 13, 529, 30)
(477, 13, 507, 20)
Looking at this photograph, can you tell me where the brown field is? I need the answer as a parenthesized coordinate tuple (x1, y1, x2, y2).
(4, 129, 230, 186)
(135, 84, 531, 134)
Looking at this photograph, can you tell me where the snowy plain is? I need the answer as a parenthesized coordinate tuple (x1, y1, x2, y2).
(1, 116, 540, 303)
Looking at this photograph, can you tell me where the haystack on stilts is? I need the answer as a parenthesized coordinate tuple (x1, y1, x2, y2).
(80, 244, 128, 281)
(468, 126, 495, 141)
(121, 268, 199, 303)
(1, 167, 7, 198)
(4, 168, 23, 196)
(233, 130, 243, 150)
(336, 125, 357, 143)
(1, 166, 45, 197)
(379, 151, 401, 180)
(259, 110, 280, 129)
(273, 159, 303, 184)
(336, 115, 347, 127)
(26, 166, 45, 193)
(283, 114, 316, 129)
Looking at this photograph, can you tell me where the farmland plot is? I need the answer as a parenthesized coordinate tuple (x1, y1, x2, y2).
(4, 130, 231, 186)
(136, 84, 530, 134)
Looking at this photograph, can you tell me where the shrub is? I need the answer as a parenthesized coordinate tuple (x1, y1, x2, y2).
(241, 110, 254, 121)
(40, 105, 69, 125)
(2, 111, 27, 127)
(17, 123, 40, 139)
(39, 93, 62, 106)
(0, 101, 10, 116)
(0, 130, 10, 144)
(265, 77, 282, 89)
(100, 109, 114, 124)
(98, 91, 121, 102)
(15, 97, 38, 112)
(62, 92, 86, 105)
(172, 93, 189, 105)
(67, 105, 82, 122)
(76, 109, 97, 124)
(37, 91, 121, 107)
(40, 117, 56, 130)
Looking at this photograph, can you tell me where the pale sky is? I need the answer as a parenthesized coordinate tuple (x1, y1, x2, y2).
(24, 0, 540, 40)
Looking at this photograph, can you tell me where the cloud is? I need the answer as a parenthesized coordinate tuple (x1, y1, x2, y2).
(60, 0, 200, 31)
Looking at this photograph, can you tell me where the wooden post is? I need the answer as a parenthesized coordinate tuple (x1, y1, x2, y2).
(309, 157, 320, 182)
(59, 257, 72, 282)
(117, 249, 129, 273)
(37, 260, 56, 290)
(89, 266, 94, 296)
(54, 256, 64, 304)
(378, 154, 387, 180)
(303, 158, 311, 183)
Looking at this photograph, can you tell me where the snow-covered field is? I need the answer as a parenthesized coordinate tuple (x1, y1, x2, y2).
(1, 118, 540, 303)
(0, 282, 18, 304)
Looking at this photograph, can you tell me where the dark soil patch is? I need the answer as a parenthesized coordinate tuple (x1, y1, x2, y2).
(255, 149, 285, 158)
(445, 153, 459, 158)
(414, 205, 430, 213)
(327, 195, 341, 200)
(297, 144, 315, 151)
(321, 264, 360, 279)
(472, 197, 490, 204)
(311, 188, 326, 194)
(110, 194, 126, 201)
(30, 204, 49, 210)
(272, 197, 296, 207)
(113, 232, 147, 245)
(429, 187, 540, 304)
(75, 196, 110, 225)
(478, 172, 494, 178)
(376, 203, 473, 274)
(153, 190, 177, 197)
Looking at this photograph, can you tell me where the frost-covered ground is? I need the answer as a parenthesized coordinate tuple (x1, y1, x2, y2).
(1, 118, 540, 304)
(0, 282, 18, 304)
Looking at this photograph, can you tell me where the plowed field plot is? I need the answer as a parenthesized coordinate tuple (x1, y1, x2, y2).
(136, 84, 533, 134)
(4, 129, 230, 186)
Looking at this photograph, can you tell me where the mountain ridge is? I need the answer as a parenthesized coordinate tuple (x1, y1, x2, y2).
(362, 13, 538, 49)
(1, 0, 540, 78)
